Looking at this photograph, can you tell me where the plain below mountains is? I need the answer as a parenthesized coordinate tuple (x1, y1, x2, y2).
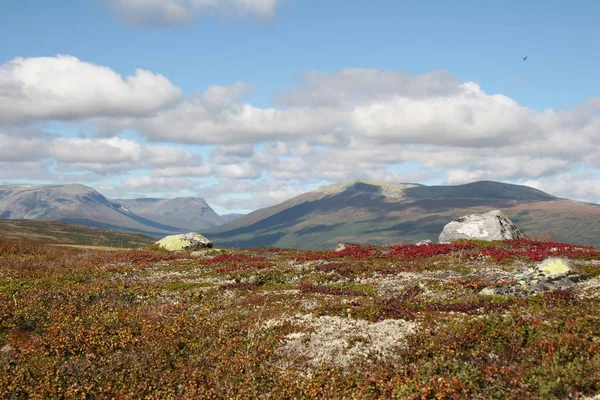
(205, 180, 600, 249)
(0, 184, 239, 237)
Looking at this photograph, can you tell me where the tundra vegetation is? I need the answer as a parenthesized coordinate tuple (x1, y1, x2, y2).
(1, 236, 600, 399)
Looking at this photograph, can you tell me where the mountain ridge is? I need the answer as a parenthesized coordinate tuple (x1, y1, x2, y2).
(0, 183, 244, 237)
(113, 197, 224, 231)
(2, 181, 597, 249)
(206, 180, 599, 249)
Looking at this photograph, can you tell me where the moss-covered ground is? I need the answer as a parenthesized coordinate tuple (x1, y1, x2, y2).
(1, 237, 599, 399)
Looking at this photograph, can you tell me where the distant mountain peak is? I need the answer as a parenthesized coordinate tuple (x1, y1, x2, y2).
(206, 179, 586, 250)
(113, 196, 221, 231)
(315, 180, 421, 199)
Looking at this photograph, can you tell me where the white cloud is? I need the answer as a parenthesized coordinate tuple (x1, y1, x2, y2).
(121, 176, 197, 192)
(523, 172, 600, 203)
(201, 82, 253, 108)
(351, 82, 535, 146)
(141, 145, 196, 166)
(209, 143, 255, 164)
(110, 99, 345, 144)
(274, 69, 459, 107)
(154, 165, 213, 177)
(445, 157, 572, 184)
(201, 178, 307, 210)
(0, 161, 55, 180)
(218, 163, 261, 179)
(0, 132, 204, 174)
(50, 137, 142, 164)
(107, 0, 285, 27)
(0, 55, 180, 123)
(101, 70, 598, 157)
(0, 134, 49, 161)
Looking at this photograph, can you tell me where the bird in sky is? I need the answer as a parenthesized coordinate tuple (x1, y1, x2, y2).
(523, 56, 528, 61)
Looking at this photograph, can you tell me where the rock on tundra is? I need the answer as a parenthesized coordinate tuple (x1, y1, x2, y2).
(439, 210, 523, 243)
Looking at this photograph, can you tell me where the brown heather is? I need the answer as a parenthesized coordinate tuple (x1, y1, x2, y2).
(1, 236, 600, 399)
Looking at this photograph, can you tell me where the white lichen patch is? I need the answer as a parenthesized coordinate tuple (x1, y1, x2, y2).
(574, 278, 600, 300)
(268, 314, 417, 368)
(288, 259, 328, 273)
(360, 272, 423, 298)
(581, 394, 600, 400)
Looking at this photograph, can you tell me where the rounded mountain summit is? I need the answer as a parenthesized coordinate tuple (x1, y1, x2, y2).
(205, 180, 599, 250)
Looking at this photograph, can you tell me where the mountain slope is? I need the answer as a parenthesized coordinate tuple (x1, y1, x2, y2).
(0, 184, 183, 237)
(221, 213, 245, 224)
(206, 180, 600, 249)
(0, 219, 155, 248)
(114, 197, 224, 231)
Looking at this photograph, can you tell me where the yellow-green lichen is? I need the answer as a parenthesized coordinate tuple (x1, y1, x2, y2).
(155, 236, 189, 251)
(155, 233, 211, 252)
(537, 259, 571, 277)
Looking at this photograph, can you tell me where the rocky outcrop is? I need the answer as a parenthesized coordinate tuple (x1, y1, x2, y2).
(439, 210, 523, 244)
(155, 232, 213, 251)
(480, 258, 587, 296)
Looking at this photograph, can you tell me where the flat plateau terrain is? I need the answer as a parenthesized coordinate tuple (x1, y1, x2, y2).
(1, 237, 599, 399)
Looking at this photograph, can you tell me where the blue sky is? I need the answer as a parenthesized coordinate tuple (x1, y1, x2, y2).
(1, 0, 599, 213)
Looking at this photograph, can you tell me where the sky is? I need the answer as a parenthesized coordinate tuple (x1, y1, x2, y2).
(1, 0, 599, 214)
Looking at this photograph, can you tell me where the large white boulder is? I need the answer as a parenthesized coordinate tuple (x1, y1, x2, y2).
(155, 232, 213, 251)
(439, 210, 523, 244)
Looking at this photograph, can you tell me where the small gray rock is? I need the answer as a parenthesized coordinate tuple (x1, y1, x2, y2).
(335, 242, 360, 252)
(415, 240, 433, 246)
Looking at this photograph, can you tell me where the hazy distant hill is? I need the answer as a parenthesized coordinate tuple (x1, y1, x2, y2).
(221, 213, 245, 224)
(0, 184, 183, 237)
(205, 180, 600, 249)
(113, 197, 224, 231)
(0, 219, 155, 248)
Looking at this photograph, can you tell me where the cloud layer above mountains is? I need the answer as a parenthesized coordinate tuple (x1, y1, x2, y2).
(1, 55, 599, 211)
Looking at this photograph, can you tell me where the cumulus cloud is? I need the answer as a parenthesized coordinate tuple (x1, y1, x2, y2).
(274, 69, 459, 107)
(99, 69, 598, 156)
(0, 161, 55, 180)
(198, 178, 308, 210)
(218, 163, 261, 179)
(209, 144, 255, 164)
(107, 0, 285, 27)
(523, 172, 600, 202)
(154, 165, 213, 177)
(0, 132, 206, 174)
(121, 176, 198, 192)
(0, 55, 180, 123)
(0, 134, 49, 161)
(350, 82, 536, 147)
(102, 100, 345, 145)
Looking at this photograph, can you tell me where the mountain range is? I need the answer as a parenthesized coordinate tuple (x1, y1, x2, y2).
(114, 197, 223, 231)
(0, 184, 233, 237)
(1, 181, 599, 249)
(205, 180, 600, 249)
